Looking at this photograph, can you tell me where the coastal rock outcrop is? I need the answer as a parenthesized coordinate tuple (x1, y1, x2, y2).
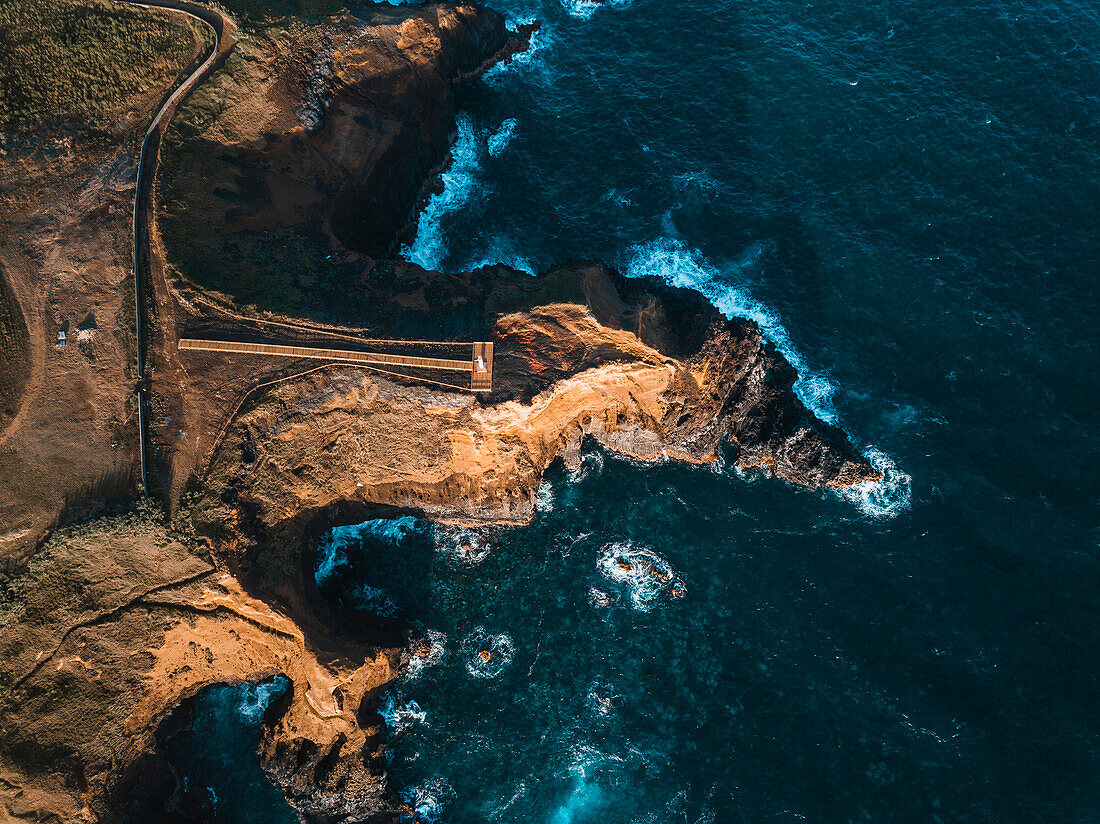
(0, 510, 403, 823)
(192, 261, 877, 600)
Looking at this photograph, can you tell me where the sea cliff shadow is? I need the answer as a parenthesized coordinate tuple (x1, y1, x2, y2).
(298, 501, 439, 650)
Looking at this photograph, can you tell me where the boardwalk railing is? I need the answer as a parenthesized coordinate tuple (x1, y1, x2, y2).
(178, 338, 494, 392)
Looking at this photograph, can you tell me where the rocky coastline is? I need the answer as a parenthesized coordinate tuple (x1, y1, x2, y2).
(0, 2, 879, 822)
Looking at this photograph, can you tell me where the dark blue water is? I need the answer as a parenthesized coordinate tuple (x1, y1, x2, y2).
(158, 678, 297, 823)
(179, 0, 1100, 820)
(396, 0, 1099, 819)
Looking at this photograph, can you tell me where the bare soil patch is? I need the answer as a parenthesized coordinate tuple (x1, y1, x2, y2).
(0, 1, 205, 563)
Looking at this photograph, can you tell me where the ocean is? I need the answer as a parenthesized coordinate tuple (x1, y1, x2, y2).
(162, 0, 1100, 820)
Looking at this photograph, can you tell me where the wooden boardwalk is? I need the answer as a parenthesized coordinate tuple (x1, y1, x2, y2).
(178, 338, 494, 391)
(471, 342, 494, 391)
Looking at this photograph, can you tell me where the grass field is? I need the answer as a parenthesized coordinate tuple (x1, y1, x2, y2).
(0, 0, 209, 133)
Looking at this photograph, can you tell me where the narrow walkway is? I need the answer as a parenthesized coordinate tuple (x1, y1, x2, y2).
(178, 338, 494, 392)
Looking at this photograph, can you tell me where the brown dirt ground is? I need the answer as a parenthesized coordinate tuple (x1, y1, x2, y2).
(0, 3, 208, 565)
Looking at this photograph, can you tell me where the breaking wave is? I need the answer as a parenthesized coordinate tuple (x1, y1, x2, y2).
(569, 449, 605, 483)
(399, 777, 455, 824)
(835, 448, 913, 519)
(597, 542, 686, 610)
(621, 237, 838, 422)
(462, 628, 516, 678)
(535, 479, 555, 512)
(404, 115, 481, 271)
(404, 114, 524, 272)
(559, 0, 633, 20)
(315, 516, 423, 586)
(234, 677, 290, 723)
(484, 20, 557, 84)
(434, 526, 491, 565)
(381, 692, 428, 733)
(405, 629, 448, 680)
(466, 236, 537, 274)
(488, 117, 518, 157)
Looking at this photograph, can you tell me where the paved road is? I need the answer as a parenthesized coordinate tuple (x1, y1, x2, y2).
(123, 0, 236, 495)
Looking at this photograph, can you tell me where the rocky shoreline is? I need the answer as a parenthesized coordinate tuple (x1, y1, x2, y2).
(0, 2, 878, 822)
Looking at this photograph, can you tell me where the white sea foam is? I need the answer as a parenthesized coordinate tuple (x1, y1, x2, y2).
(404, 115, 481, 271)
(621, 237, 838, 422)
(534, 480, 555, 512)
(560, 0, 632, 21)
(588, 587, 615, 608)
(380, 691, 428, 732)
(569, 450, 605, 483)
(585, 680, 618, 716)
(835, 447, 913, 519)
(313, 532, 348, 587)
(600, 188, 634, 209)
(405, 629, 448, 681)
(404, 115, 525, 272)
(400, 778, 454, 824)
(484, 21, 556, 84)
(467, 236, 537, 275)
(462, 628, 515, 678)
(488, 117, 518, 157)
(433, 526, 491, 565)
(597, 542, 685, 610)
(234, 677, 289, 723)
(315, 516, 423, 586)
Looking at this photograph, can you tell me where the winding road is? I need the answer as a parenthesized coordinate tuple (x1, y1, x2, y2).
(124, 0, 236, 495)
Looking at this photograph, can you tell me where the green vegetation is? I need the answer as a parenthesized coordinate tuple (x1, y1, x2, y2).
(157, 18, 359, 319)
(207, 0, 338, 29)
(0, 0, 208, 133)
(0, 263, 29, 428)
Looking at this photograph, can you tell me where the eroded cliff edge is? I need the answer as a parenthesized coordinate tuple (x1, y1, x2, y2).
(192, 261, 877, 591)
(0, 0, 879, 821)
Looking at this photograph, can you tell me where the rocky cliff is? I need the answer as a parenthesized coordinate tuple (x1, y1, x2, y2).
(0, 509, 404, 823)
(0, 0, 880, 822)
(196, 261, 876, 586)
